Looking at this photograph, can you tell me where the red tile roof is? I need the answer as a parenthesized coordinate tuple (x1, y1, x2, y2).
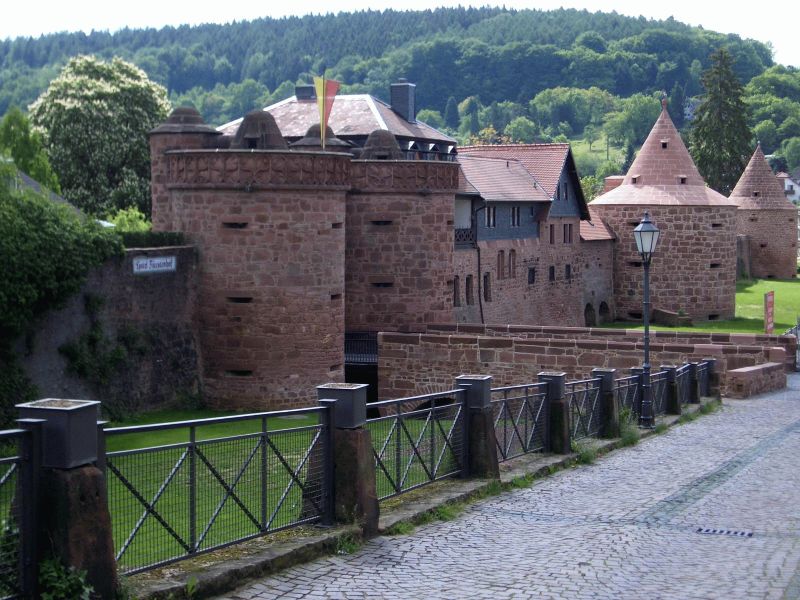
(218, 95, 455, 145)
(459, 143, 570, 197)
(593, 102, 735, 207)
(580, 208, 616, 241)
(731, 144, 796, 210)
(458, 156, 550, 203)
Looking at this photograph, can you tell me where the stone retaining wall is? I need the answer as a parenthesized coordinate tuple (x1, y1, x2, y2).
(378, 332, 784, 399)
(726, 362, 787, 398)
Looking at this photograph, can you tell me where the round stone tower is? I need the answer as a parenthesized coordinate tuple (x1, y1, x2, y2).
(151, 108, 351, 410)
(591, 100, 738, 322)
(731, 144, 797, 279)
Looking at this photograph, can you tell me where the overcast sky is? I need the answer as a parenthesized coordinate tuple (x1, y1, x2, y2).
(3, 0, 798, 67)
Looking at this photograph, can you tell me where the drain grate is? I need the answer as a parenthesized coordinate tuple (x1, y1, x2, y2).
(696, 527, 753, 537)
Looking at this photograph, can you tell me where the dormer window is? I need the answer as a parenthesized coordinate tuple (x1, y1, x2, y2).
(678, 176, 687, 185)
(631, 175, 640, 184)
(660, 140, 669, 149)
(753, 191, 760, 197)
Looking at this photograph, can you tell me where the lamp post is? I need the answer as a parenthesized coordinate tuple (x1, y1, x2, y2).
(633, 212, 660, 428)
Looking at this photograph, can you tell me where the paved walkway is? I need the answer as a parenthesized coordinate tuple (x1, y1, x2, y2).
(222, 376, 800, 599)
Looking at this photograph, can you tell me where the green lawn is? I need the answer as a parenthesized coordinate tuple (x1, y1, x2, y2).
(602, 278, 800, 334)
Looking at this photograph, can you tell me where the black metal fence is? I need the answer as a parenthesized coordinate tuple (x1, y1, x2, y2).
(697, 361, 710, 397)
(365, 390, 467, 501)
(490, 383, 548, 461)
(344, 332, 378, 365)
(566, 378, 603, 441)
(650, 370, 669, 416)
(676, 364, 692, 404)
(0, 429, 34, 600)
(614, 375, 641, 421)
(104, 407, 331, 575)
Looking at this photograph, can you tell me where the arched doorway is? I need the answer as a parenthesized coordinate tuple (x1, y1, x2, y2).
(599, 301, 610, 324)
(584, 303, 597, 327)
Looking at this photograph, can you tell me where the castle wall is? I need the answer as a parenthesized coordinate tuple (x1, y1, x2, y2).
(593, 204, 737, 321)
(377, 332, 784, 400)
(18, 247, 201, 417)
(345, 161, 458, 332)
(737, 209, 797, 279)
(163, 149, 351, 410)
(580, 240, 615, 324)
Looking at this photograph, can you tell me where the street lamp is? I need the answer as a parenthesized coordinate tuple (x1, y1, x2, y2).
(633, 212, 660, 428)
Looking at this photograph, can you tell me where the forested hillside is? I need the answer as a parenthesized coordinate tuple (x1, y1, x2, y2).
(3, 7, 800, 182)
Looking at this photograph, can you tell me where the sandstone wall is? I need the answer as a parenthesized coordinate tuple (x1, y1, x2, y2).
(377, 332, 783, 399)
(736, 209, 797, 279)
(346, 161, 458, 332)
(591, 204, 737, 321)
(164, 150, 351, 410)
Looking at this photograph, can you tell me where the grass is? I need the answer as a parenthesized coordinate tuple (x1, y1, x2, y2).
(618, 408, 641, 447)
(654, 423, 668, 434)
(570, 439, 597, 464)
(570, 135, 624, 174)
(105, 408, 326, 574)
(600, 278, 800, 334)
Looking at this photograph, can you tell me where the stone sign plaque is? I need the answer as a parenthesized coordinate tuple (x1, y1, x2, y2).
(133, 256, 176, 274)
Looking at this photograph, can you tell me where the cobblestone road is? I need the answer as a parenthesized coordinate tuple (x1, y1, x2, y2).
(223, 376, 800, 599)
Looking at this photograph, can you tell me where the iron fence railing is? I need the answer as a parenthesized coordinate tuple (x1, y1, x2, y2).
(0, 430, 26, 600)
(104, 407, 331, 575)
(650, 370, 669, 416)
(366, 390, 466, 501)
(454, 227, 477, 248)
(676, 364, 692, 404)
(490, 383, 548, 461)
(614, 375, 640, 421)
(566, 378, 603, 441)
(696, 361, 710, 397)
(344, 332, 378, 365)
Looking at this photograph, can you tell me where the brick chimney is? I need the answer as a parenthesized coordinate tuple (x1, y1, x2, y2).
(390, 79, 416, 123)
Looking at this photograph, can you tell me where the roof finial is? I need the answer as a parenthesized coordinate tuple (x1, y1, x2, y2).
(661, 91, 668, 111)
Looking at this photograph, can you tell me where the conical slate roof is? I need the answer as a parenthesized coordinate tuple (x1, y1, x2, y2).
(593, 100, 735, 206)
(730, 144, 795, 210)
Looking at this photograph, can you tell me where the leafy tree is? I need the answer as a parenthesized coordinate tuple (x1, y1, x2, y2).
(580, 175, 603, 201)
(584, 124, 599, 150)
(689, 48, 752, 195)
(504, 116, 537, 143)
(778, 117, 800, 140)
(29, 55, 170, 217)
(444, 96, 459, 129)
(753, 120, 778, 154)
(0, 106, 60, 191)
(416, 109, 444, 129)
(783, 137, 800, 171)
(108, 206, 151, 232)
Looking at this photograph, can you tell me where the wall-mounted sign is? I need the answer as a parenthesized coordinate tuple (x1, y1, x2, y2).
(764, 290, 775, 334)
(133, 256, 176, 274)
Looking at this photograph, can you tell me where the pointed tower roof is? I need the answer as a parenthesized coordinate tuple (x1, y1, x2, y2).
(593, 100, 735, 206)
(730, 144, 795, 210)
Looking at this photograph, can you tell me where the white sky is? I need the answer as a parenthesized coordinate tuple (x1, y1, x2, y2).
(2, 0, 798, 67)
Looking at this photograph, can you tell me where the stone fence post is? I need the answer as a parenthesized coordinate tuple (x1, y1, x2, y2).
(317, 383, 379, 536)
(591, 368, 618, 438)
(688, 362, 700, 403)
(704, 358, 721, 400)
(456, 375, 499, 479)
(660, 365, 681, 415)
(539, 372, 569, 454)
(16, 399, 118, 599)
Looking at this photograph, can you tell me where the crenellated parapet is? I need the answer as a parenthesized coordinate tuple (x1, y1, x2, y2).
(349, 160, 459, 193)
(165, 149, 351, 190)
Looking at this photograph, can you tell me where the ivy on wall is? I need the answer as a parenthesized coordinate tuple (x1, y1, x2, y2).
(0, 165, 122, 425)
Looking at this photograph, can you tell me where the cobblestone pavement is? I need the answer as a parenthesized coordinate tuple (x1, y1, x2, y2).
(222, 377, 800, 600)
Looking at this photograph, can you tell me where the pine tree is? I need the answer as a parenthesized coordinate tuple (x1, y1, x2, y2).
(689, 48, 752, 195)
(444, 96, 459, 129)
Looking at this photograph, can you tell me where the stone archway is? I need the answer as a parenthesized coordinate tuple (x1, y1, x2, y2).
(584, 303, 597, 327)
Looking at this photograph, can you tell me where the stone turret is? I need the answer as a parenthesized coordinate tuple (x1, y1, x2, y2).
(731, 144, 797, 279)
(591, 100, 738, 321)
